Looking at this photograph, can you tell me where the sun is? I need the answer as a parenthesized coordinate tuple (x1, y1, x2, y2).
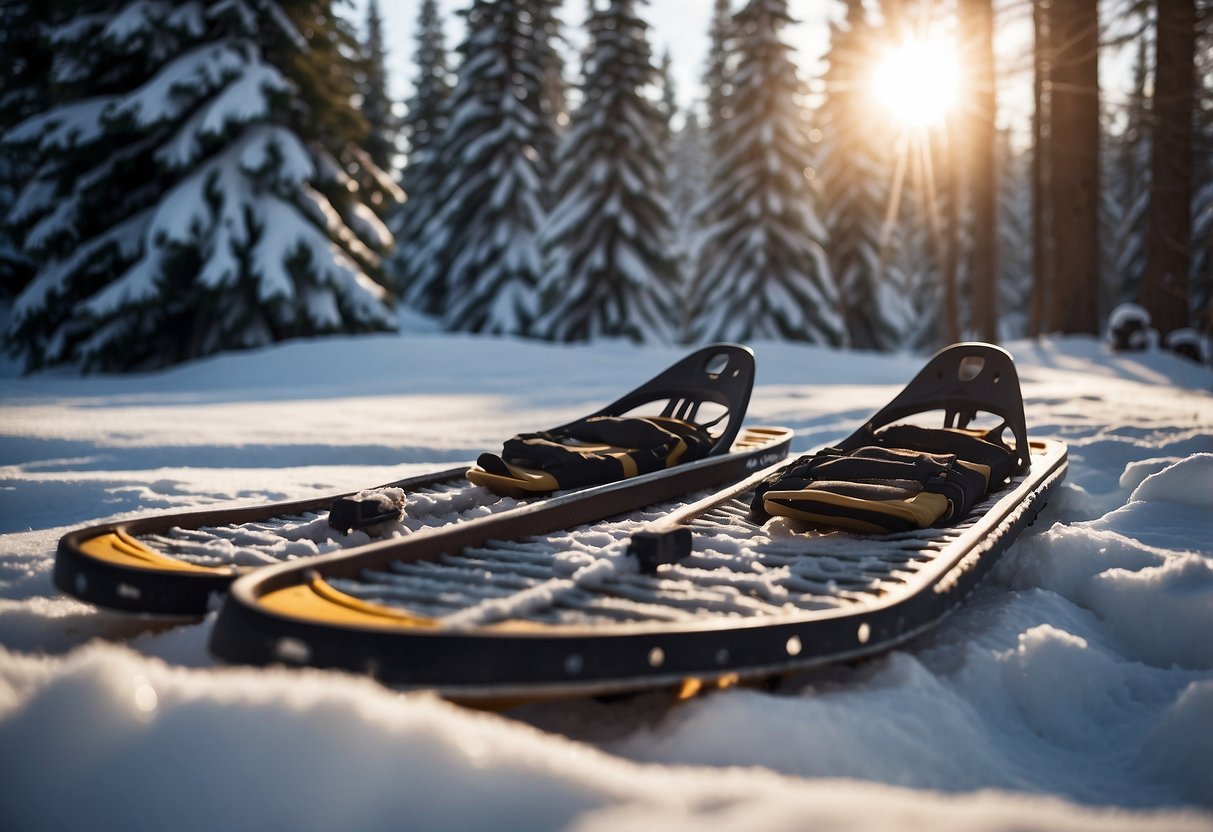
(871, 36, 962, 128)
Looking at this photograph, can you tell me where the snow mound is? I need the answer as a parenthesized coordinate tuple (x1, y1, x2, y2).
(1, 644, 1207, 832)
(1004, 455, 1213, 672)
(1128, 453, 1213, 508)
(998, 624, 1136, 747)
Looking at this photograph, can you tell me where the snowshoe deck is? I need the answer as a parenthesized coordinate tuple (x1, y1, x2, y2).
(208, 344, 1067, 705)
(55, 344, 766, 616)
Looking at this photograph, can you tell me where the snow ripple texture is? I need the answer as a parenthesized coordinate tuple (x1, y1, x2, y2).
(140, 482, 517, 567)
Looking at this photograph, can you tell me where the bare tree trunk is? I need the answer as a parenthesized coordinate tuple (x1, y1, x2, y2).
(1140, 0, 1195, 335)
(1029, 0, 1049, 337)
(959, 0, 999, 342)
(1047, 0, 1100, 334)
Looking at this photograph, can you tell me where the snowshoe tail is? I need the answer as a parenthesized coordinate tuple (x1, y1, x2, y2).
(54, 466, 470, 616)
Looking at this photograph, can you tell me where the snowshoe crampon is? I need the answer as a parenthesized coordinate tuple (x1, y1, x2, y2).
(54, 344, 786, 616)
(208, 343, 1065, 705)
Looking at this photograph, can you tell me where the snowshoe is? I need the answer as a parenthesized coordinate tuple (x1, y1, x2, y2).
(207, 343, 1065, 705)
(54, 344, 789, 616)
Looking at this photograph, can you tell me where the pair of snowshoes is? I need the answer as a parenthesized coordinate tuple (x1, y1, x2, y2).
(56, 343, 1067, 704)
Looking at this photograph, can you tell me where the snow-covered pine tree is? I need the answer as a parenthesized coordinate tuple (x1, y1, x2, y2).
(1101, 35, 1150, 316)
(997, 130, 1034, 340)
(531, 0, 568, 168)
(657, 48, 678, 146)
(3, 0, 395, 372)
(358, 0, 398, 178)
(0, 0, 53, 298)
(689, 0, 843, 344)
(818, 0, 902, 350)
(534, 0, 680, 344)
(667, 113, 712, 339)
(420, 0, 558, 335)
(392, 0, 451, 312)
(679, 0, 736, 341)
(890, 193, 945, 352)
(668, 114, 711, 237)
(1194, 174, 1212, 334)
(704, 0, 734, 138)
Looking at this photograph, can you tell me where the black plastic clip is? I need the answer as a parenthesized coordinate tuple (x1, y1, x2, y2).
(328, 491, 405, 532)
(628, 526, 693, 574)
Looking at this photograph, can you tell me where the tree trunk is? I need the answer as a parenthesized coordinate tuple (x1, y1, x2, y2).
(1140, 0, 1195, 335)
(1029, 0, 1049, 337)
(959, 0, 999, 342)
(1047, 0, 1100, 334)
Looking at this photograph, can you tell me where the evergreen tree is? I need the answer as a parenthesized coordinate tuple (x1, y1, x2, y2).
(667, 113, 712, 338)
(535, 0, 680, 343)
(997, 132, 1034, 340)
(657, 48, 678, 145)
(892, 212, 943, 352)
(704, 0, 734, 138)
(531, 0, 568, 167)
(694, 0, 733, 290)
(359, 0, 398, 178)
(818, 0, 901, 350)
(1102, 35, 1150, 314)
(668, 115, 711, 237)
(3, 1, 395, 372)
(0, 1, 54, 298)
(393, 0, 451, 312)
(690, 0, 843, 344)
(419, 0, 558, 334)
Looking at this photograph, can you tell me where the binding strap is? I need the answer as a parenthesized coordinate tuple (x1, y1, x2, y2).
(753, 426, 1015, 534)
(477, 416, 714, 493)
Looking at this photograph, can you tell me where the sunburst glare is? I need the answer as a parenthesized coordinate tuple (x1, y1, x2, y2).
(871, 36, 961, 127)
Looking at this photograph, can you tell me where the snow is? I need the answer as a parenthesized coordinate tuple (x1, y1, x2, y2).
(117, 43, 250, 128)
(6, 98, 116, 153)
(1, 333, 1212, 830)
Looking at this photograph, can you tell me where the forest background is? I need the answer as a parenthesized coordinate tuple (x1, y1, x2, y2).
(1, 0, 1209, 372)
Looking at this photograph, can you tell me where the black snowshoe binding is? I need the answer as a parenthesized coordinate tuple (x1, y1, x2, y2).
(467, 347, 752, 497)
(752, 345, 1027, 534)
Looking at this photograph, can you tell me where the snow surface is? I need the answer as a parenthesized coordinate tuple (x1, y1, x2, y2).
(1, 333, 1212, 831)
